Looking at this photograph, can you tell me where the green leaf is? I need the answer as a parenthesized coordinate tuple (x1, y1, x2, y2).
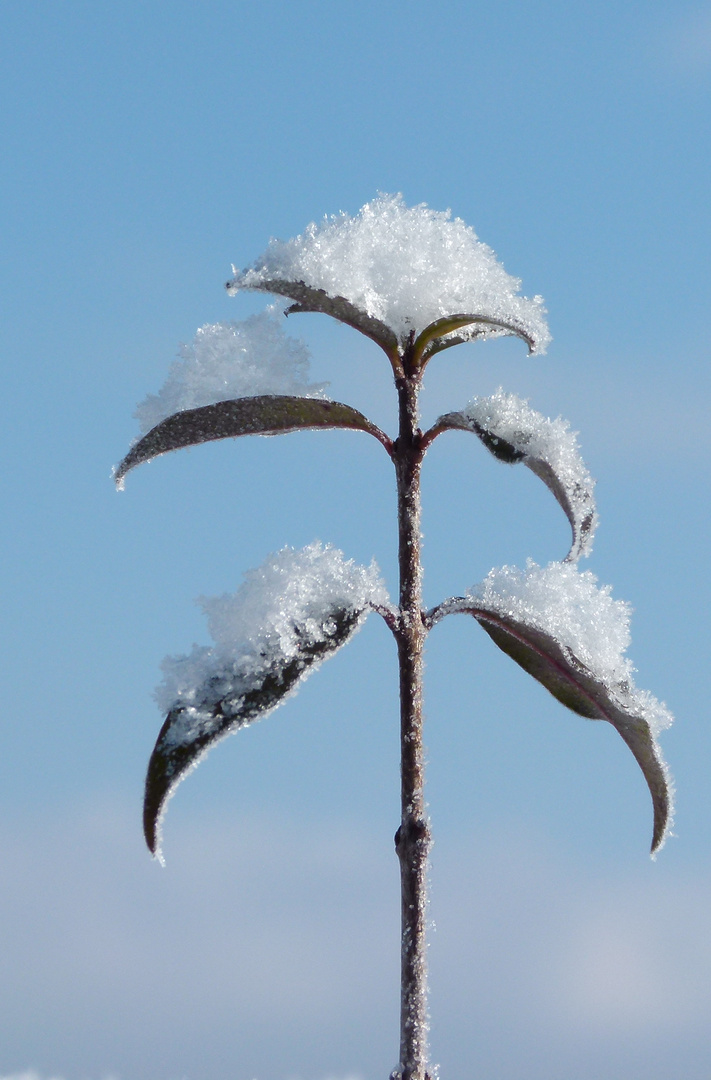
(144, 607, 363, 858)
(115, 395, 391, 484)
(413, 313, 537, 366)
(441, 602, 671, 853)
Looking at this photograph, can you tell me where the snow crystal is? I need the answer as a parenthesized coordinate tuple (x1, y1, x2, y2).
(466, 560, 673, 737)
(464, 389, 598, 558)
(135, 308, 327, 433)
(228, 194, 551, 352)
(156, 542, 389, 721)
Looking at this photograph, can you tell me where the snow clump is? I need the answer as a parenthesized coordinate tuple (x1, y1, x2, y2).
(467, 560, 673, 737)
(135, 307, 326, 433)
(156, 542, 389, 718)
(228, 193, 551, 352)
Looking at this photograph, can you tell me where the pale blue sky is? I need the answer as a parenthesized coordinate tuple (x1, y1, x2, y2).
(2, 2, 711, 1078)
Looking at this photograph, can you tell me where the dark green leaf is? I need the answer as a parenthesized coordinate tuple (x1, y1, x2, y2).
(144, 607, 362, 858)
(115, 395, 391, 484)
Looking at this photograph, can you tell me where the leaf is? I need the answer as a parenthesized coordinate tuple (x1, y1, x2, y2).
(413, 313, 537, 366)
(433, 601, 671, 853)
(226, 275, 400, 365)
(424, 407, 596, 562)
(144, 607, 363, 859)
(115, 395, 391, 484)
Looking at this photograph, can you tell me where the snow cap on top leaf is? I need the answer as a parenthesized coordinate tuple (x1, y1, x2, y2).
(227, 194, 551, 356)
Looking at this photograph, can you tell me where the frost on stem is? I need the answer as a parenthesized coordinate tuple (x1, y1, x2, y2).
(431, 389, 597, 561)
(439, 561, 673, 852)
(144, 543, 388, 861)
(227, 193, 551, 357)
(135, 307, 327, 433)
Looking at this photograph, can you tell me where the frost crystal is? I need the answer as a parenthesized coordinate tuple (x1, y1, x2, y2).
(156, 542, 388, 720)
(467, 561, 672, 737)
(228, 193, 551, 352)
(135, 308, 326, 433)
(464, 389, 598, 558)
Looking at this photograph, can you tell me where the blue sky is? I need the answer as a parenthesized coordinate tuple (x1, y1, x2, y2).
(2, 2, 711, 1078)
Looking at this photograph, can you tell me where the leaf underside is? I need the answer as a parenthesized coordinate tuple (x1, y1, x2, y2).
(144, 608, 362, 856)
(115, 395, 389, 483)
(429, 412, 595, 561)
(414, 314, 537, 364)
(228, 276, 399, 359)
(456, 604, 670, 852)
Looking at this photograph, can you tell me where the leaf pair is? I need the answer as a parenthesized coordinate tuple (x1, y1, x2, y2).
(226, 272, 539, 375)
(423, 394, 671, 853)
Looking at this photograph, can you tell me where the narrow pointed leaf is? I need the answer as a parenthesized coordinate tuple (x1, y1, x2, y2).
(425, 393, 597, 561)
(144, 607, 362, 858)
(115, 395, 391, 484)
(440, 600, 671, 853)
(414, 313, 537, 366)
(226, 275, 400, 362)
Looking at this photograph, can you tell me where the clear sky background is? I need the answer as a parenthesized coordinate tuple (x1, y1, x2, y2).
(2, 2, 711, 1078)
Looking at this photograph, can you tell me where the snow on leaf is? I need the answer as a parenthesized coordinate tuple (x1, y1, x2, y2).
(430, 561, 673, 853)
(226, 194, 551, 354)
(115, 395, 391, 485)
(144, 543, 389, 860)
(134, 309, 326, 434)
(428, 390, 597, 561)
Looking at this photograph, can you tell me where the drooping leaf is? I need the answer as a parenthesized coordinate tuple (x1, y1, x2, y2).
(431, 597, 671, 853)
(144, 607, 363, 859)
(413, 314, 537, 366)
(424, 392, 597, 561)
(115, 394, 391, 485)
(226, 275, 400, 365)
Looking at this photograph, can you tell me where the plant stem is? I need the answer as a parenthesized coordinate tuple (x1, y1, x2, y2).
(391, 370, 432, 1080)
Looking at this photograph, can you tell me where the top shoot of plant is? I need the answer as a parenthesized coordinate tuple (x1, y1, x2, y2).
(116, 195, 673, 1080)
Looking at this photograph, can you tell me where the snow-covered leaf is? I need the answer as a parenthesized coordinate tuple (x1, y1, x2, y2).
(115, 395, 390, 485)
(226, 194, 550, 354)
(430, 562, 673, 853)
(427, 390, 597, 561)
(144, 607, 361, 858)
(144, 543, 389, 859)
